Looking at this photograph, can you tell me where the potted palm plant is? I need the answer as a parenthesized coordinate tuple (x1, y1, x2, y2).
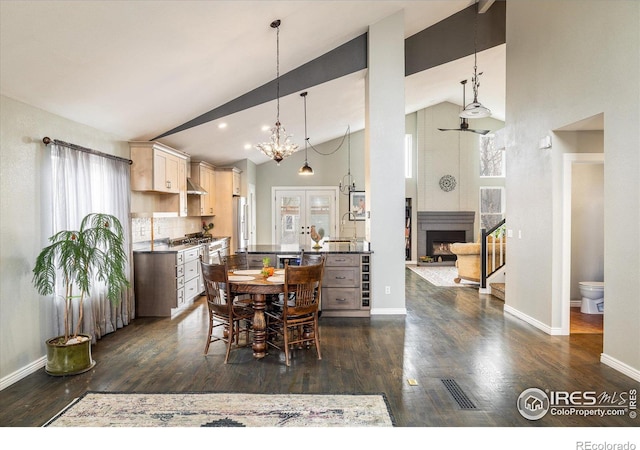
(32, 213, 130, 376)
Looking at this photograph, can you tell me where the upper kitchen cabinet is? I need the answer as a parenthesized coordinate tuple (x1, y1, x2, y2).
(217, 167, 242, 196)
(130, 141, 188, 217)
(130, 141, 188, 194)
(214, 167, 243, 251)
(188, 161, 216, 216)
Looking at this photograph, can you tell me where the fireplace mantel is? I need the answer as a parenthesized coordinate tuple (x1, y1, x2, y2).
(417, 211, 475, 263)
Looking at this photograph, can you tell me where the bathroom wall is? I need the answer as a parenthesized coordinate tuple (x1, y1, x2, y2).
(570, 163, 604, 300)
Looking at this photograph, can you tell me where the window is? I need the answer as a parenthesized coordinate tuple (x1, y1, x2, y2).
(479, 134, 505, 177)
(479, 187, 505, 230)
(405, 134, 412, 178)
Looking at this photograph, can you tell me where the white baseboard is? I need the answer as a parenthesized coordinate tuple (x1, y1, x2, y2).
(503, 304, 565, 335)
(0, 355, 46, 391)
(505, 305, 640, 381)
(370, 307, 407, 315)
(570, 300, 582, 308)
(600, 353, 640, 382)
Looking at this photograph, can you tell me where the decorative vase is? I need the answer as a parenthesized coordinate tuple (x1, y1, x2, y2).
(45, 334, 96, 376)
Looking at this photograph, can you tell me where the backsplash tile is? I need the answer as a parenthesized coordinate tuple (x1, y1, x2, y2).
(131, 217, 205, 244)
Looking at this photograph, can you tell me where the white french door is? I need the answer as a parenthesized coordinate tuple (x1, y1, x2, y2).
(272, 187, 338, 247)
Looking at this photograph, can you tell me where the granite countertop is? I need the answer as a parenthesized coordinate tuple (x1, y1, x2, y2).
(133, 242, 195, 253)
(240, 242, 372, 254)
(133, 236, 230, 253)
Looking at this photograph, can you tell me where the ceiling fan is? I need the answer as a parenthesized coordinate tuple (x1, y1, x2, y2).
(438, 80, 490, 135)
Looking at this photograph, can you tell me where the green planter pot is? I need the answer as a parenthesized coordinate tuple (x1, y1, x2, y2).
(45, 334, 96, 376)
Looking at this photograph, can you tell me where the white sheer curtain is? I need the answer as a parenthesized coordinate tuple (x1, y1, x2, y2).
(49, 143, 133, 341)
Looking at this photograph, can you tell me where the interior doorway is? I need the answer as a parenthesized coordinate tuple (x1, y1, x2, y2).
(561, 152, 604, 336)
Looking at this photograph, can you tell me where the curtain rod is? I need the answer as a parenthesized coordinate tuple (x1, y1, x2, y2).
(42, 137, 133, 165)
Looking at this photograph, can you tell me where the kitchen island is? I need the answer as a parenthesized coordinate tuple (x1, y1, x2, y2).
(240, 242, 372, 317)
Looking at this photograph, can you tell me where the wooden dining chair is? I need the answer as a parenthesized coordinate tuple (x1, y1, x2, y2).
(265, 260, 324, 366)
(200, 258, 254, 363)
(222, 252, 249, 270)
(222, 252, 252, 304)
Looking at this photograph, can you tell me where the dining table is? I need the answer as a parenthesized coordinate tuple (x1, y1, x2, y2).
(227, 269, 285, 359)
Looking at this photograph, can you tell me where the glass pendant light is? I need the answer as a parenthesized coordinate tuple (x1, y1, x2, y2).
(255, 19, 298, 164)
(338, 126, 356, 194)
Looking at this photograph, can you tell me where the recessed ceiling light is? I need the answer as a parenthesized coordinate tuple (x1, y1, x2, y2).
(244, 144, 252, 150)
(218, 123, 227, 129)
(261, 125, 270, 132)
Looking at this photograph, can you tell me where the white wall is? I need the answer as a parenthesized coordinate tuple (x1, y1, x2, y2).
(505, 1, 639, 377)
(416, 102, 504, 239)
(365, 11, 406, 314)
(255, 129, 367, 244)
(0, 95, 129, 384)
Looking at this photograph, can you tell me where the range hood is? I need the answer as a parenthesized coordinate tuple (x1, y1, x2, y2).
(186, 178, 207, 195)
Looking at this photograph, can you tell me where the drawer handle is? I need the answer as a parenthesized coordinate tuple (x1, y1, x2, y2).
(335, 276, 346, 280)
(336, 298, 347, 302)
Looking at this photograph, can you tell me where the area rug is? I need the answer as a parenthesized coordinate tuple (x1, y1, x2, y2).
(407, 264, 478, 287)
(44, 392, 394, 427)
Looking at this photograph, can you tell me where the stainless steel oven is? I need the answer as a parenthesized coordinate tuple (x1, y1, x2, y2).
(204, 237, 230, 264)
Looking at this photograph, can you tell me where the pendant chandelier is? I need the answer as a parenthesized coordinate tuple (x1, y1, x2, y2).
(459, 4, 491, 119)
(298, 91, 313, 175)
(338, 126, 356, 194)
(255, 19, 298, 164)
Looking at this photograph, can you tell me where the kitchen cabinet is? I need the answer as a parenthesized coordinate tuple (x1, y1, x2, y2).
(133, 244, 204, 317)
(130, 141, 188, 217)
(178, 160, 187, 216)
(130, 141, 187, 194)
(242, 245, 372, 317)
(188, 161, 216, 216)
(215, 167, 241, 197)
(214, 167, 242, 251)
(182, 246, 203, 305)
(232, 168, 241, 196)
(321, 253, 371, 317)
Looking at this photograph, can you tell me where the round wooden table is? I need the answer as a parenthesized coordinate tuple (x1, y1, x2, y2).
(228, 273, 284, 359)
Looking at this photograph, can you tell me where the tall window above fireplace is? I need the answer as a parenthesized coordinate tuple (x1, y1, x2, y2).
(480, 187, 505, 230)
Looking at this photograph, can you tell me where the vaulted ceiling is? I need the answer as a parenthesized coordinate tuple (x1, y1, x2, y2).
(0, 1, 506, 166)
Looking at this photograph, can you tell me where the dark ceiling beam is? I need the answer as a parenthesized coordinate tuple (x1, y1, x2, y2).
(404, 1, 506, 76)
(153, 34, 367, 140)
(154, 2, 505, 140)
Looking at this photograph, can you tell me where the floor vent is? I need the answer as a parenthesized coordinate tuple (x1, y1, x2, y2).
(441, 378, 477, 409)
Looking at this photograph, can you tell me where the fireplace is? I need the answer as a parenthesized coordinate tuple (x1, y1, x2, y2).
(426, 230, 466, 261)
(417, 211, 475, 265)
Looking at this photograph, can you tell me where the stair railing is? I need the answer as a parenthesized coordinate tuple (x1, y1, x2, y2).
(480, 219, 506, 289)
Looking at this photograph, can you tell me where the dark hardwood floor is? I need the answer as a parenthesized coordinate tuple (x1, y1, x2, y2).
(1, 268, 637, 429)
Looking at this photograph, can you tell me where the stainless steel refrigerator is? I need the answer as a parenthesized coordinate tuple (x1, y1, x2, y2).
(233, 196, 249, 250)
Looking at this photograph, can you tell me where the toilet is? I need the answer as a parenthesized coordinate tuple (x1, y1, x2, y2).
(579, 281, 605, 314)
